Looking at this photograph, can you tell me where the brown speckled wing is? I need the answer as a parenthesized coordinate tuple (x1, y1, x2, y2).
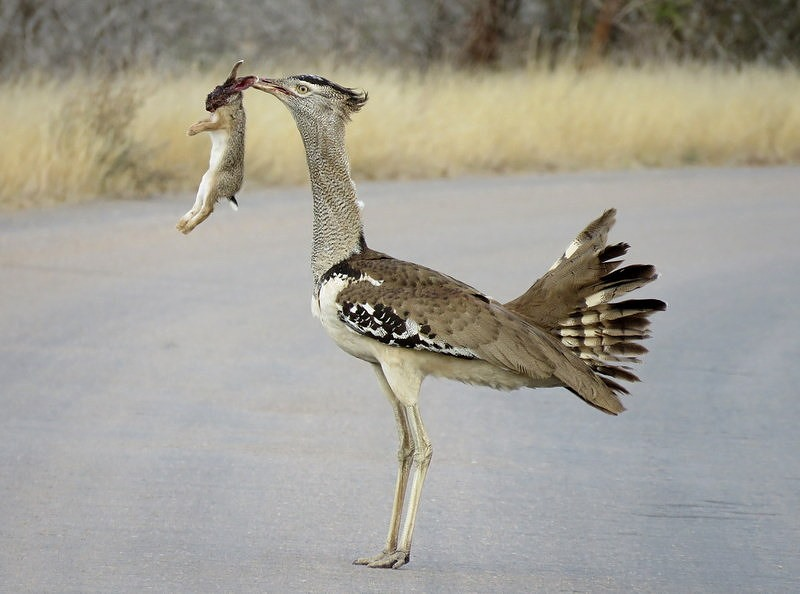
(334, 250, 565, 381)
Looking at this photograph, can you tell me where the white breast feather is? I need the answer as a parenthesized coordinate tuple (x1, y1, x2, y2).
(314, 270, 480, 361)
(315, 273, 380, 362)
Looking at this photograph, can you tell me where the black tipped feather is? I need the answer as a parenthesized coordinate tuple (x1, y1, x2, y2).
(506, 209, 665, 406)
(601, 264, 658, 287)
(595, 365, 641, 383)
(598, 242, 629, 262)
(554, 247, 664, 397)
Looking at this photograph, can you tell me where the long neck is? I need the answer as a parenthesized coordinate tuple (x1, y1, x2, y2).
(297, 117, 365, 284)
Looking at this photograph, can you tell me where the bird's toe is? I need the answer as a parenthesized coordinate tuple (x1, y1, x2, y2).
(353, 549, 409, 569)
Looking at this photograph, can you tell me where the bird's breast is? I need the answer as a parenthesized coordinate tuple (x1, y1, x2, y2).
(313, 273, 380, 363)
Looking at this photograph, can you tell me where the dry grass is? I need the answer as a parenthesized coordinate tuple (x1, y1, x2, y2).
(2, 62, 800, 209)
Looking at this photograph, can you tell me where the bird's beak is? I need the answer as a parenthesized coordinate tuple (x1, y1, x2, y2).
(252, 77, 291, 97)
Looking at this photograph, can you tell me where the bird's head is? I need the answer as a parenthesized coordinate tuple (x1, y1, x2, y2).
(205, 59, 258, 112)
(252, 74, 368, 125)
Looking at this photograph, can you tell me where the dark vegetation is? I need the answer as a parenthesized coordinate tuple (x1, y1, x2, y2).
(1, 0, 797, 77)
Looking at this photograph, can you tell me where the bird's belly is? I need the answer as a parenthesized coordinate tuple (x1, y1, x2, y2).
(321, 313, 380, 363)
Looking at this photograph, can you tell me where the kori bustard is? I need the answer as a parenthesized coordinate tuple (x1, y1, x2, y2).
(251, 74, 665, 569)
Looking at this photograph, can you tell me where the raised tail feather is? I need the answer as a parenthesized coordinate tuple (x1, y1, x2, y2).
(558, 298, 666, 394)
(506, 209, 666, 409)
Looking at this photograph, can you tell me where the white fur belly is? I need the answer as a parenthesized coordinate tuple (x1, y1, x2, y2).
(193, 121, 229, 203)
(208, 128, 230, 169)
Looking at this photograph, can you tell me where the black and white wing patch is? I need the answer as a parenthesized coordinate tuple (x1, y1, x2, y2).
(339, 300, 477, 359)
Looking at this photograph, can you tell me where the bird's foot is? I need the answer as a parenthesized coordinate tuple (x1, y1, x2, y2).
(353, 549, 410, 569)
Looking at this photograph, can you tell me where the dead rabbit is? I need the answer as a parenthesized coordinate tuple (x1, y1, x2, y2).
(177, 60, 256, 234)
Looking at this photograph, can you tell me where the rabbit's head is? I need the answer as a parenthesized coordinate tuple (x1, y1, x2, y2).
(205, 60, 257, 112)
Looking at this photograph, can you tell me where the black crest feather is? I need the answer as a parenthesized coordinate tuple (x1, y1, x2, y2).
(295, 74, 368, 113)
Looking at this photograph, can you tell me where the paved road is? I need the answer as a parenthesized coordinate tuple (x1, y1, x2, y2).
(1, 167, 798, 593)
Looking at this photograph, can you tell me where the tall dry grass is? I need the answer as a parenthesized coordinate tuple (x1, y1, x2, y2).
(2, 62, 799, 209)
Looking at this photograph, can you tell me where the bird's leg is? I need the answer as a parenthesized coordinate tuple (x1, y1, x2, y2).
(354, 365, 414, 567)
(383, 400, 414, 553)
(356, 403, 432, 570)
(394, 404, 432, 564)
(354, 361, 428, 569)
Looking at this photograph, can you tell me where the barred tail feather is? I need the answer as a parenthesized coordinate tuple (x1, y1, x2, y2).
(559, 298, 666, 394)
(550, 218, 665, 396)
(505, 209, 666, 409)
(583, 265, 658, 307)
(560, 298, 665, 326)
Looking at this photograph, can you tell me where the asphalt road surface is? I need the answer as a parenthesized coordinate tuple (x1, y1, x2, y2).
(2, 167, 798, 593)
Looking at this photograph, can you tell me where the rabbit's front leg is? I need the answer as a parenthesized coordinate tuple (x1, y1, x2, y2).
(187, 111, 223, 136)
(188, 119, 213, 136)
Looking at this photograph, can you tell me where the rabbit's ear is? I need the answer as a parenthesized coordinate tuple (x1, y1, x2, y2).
(232, 75, 258, 92)
(225, 59, 245, 84)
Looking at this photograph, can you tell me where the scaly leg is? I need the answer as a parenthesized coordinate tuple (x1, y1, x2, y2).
(395, 403, 432, 561)
(354, 365, 414, 566)
(358, 403, 431, 569)
(355, 361, 431, 569)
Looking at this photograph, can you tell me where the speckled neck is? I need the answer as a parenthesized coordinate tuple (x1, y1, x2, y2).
(295, 115, 365, 285)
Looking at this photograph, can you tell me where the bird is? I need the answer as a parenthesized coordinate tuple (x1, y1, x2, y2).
(250, 74, 666, 569)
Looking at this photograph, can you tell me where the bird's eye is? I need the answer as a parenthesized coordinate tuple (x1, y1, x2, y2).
(296, 84, 310, 94)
